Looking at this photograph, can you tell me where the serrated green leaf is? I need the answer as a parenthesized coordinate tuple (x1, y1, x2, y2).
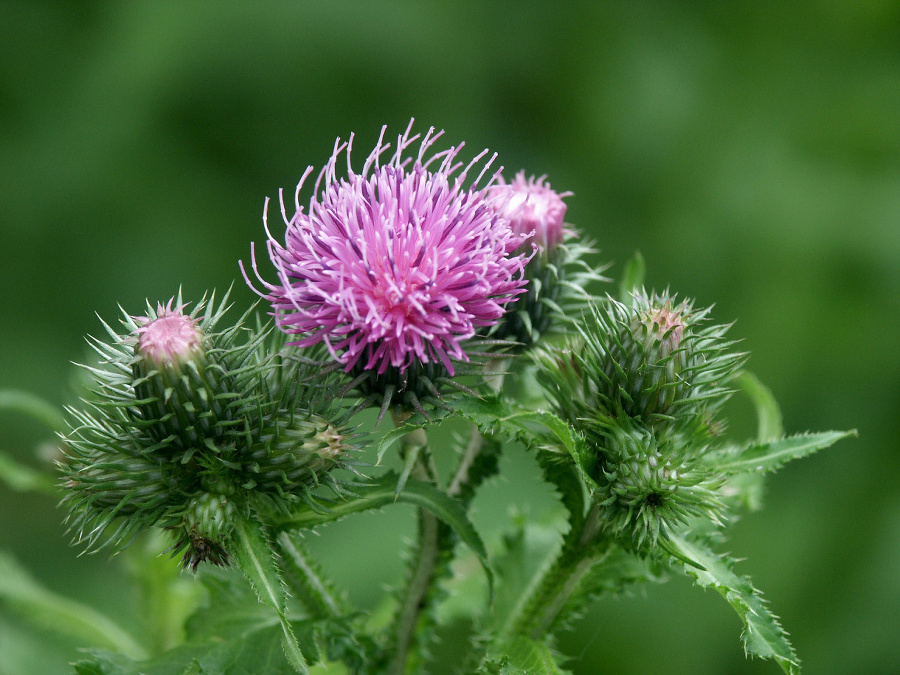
(0, 552, 146, 660)
(0, 449, 57, 494)
(709, 430, 856, 476)
(736, 371, 783, 441)
(231, 517, 308, 675)
(482, 637, 572, 675)
(272, 473, 493, 595)
(668, 535, 800, 675)
(452, 396, 592, 470)
(72, 623, 304, 675)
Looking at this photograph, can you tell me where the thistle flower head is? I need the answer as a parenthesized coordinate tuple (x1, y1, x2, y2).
(135, 301, 203, 367)
(590, 418, 724, 550)
(535, 291, 744, 427)
(244, 120, 531, 378)
(488, 172, 571, 251)
(61, 291, 361, 564)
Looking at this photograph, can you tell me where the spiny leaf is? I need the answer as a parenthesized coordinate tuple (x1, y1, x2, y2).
(708, 430, 856, 476)
(480, 637, 572, 675)
(668, 535, 800, 675)
(232, 516, 308, 675)
(271, 472, 492, 595)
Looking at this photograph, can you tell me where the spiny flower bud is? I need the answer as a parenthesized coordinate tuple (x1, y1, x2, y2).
(536, 292, 743, 428)
(60, 408, 188, 550)
(174, 491, 236, 571)
(132, 301, 240, 455)
(589, 418, 723, 550)
(136, 305, 203, 366)
(485, 173, 604, 348)
(60, 290, 357, 564)
(245, 411, 346, 498)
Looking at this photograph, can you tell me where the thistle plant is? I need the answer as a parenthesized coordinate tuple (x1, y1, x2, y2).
(0, 121, 855, 675)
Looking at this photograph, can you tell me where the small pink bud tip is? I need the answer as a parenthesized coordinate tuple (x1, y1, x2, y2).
(644, 303, 686, 351)
(135, 303, 203, 366)
(489, 172, 571, 250)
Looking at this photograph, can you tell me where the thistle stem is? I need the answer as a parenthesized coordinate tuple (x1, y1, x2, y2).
(389, 418, 440, 675)
(499, 503, 612, 642)
(447, 425, 484, 498)
(276, 530, 349, 619)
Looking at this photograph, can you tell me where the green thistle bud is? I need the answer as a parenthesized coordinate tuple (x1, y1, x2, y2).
(589, 418, 723, 550)
(245, 411, 346, 499)
(60, 290, 358, 565)
(132, 300, 242, 456)
(174, 491, 236, 571)
(535, 291, 744, 429)
(60, 408, 185, 550)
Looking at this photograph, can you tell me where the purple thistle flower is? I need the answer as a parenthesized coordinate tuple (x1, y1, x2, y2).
(488, 172, 572, 251)
(244, 121, 531, 376)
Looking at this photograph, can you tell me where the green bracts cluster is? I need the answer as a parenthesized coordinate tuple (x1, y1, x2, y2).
(61, 292, 353, 569)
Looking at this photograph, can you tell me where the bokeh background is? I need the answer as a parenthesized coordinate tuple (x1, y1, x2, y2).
(1, 1, 898, 673)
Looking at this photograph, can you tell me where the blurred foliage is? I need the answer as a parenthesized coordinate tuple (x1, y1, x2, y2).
(1, 1, 897, 673)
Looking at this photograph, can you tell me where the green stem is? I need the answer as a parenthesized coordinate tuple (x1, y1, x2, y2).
(389, 416, 439, 675)
(276, 530, 349, 619)
(499, 504, 612, 642)
(447, 425, 484, 498)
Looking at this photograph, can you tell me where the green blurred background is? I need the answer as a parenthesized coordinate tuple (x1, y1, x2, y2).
(1, 1, 898, 673)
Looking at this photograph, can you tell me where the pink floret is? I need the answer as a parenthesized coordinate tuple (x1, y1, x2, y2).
(488, 172, 571, 250)
(134, 301, 202, 366)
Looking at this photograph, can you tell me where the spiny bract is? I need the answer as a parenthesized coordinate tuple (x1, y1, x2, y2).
(60, 290, 358, 569)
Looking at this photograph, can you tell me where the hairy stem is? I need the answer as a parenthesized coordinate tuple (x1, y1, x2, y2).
(447, 425, 484, 498)
(276, 530, 349, 619)
(499, 504, 612, 642)
(389, 417, 439, 675)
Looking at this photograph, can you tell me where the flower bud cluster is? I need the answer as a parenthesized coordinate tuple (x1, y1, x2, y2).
(61, 292, 354, 569)
(534, 290, 745, 550)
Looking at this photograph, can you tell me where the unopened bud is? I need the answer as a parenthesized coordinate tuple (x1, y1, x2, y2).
(489, 172, 570, 251)
(245, 412, 346, 497)
(176, 491, 236, 571)
(132, 300, 238, 453)
(592, 419, 723, 550)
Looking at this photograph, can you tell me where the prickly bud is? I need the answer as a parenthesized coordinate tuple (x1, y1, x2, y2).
(175, 492, 236, 571)
(60, 408, 185, 550)
(132, 301, 240, 454)
(536, 292, 743, 428)
(245, 411, 346, 498)
(589, 418, 723, 550)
